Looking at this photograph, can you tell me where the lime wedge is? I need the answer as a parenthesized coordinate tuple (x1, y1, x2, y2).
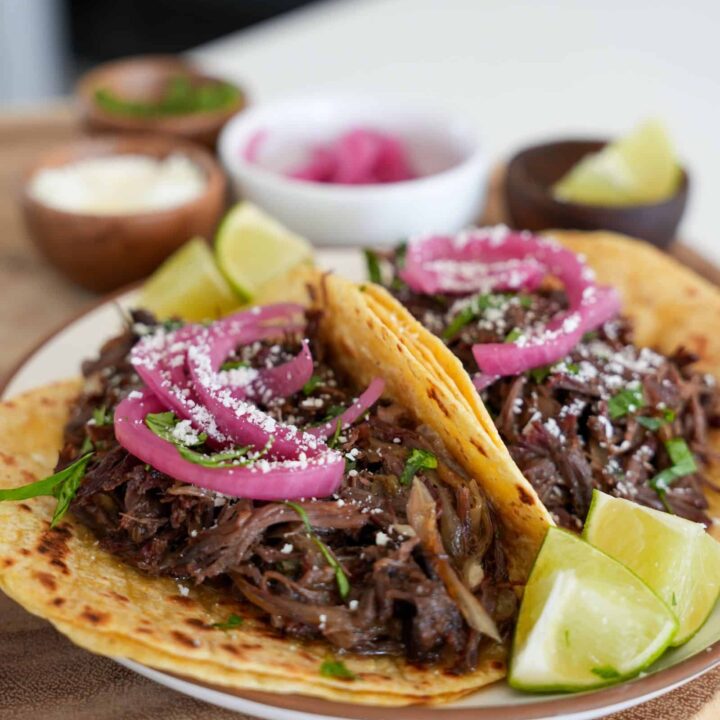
(553, 120, 681, 206)
(584, 490, 720, 646)
(215, 202, 313, 301)
(139, 237, 240, 322)
(509, 528, 677, 692)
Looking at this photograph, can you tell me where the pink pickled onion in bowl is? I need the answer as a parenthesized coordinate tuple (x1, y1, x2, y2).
(114, 389, 344, 501)
(244, 127, 417, 185)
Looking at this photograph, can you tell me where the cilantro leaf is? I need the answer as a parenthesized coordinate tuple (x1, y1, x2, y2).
(220, 359, 250, 371)
(178, 445, 254, 468)
(528, 364, 552, 383)
(442, 293, 521, 340)
(328, 420, 343, 449)
(0, 453, 93, 528)
(92, 405, 113, 427)
(504, 328, 524, 344)
(399, 448, 438, 485)
(608, 386, 646, 420)
(650, 438, 698, 505)
(637, 407, 676, 432)
(637, 416, 663, 431)
(212, 613, 244, 631)
(319, 659, 356, 680)
(285, 501, 350, 599)
(364, 249, 382, 284)
(302, 374, 322, 396)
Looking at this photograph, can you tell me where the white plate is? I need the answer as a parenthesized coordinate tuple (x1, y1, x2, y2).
(3, 248, 720, 720)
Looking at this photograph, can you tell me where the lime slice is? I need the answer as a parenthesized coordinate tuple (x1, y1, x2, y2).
(509, 528, 677, 692)
(553, 120, 681, 206)
(584, 490, 720, 646)
(215, 202, 313, 301)
(139, 237, 240, 322)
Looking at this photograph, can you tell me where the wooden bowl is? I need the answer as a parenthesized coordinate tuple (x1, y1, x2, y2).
(76, 55, 247, 150)
(21, 134, 227, 293)
(505, 139, 689, 248)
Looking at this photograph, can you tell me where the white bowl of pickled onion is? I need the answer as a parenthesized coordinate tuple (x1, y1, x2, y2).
(218, 94, 488, 246)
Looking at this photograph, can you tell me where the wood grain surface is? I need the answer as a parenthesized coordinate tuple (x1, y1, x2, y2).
(1, 105, 719, 720)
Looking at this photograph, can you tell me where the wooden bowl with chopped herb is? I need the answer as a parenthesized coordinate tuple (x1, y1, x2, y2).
(76, 56, 247, 150)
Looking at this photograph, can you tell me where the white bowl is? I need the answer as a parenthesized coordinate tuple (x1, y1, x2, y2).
(218, 94, 488, 246)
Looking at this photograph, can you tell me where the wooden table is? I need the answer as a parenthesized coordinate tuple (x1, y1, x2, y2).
(1, 105, 720, 720)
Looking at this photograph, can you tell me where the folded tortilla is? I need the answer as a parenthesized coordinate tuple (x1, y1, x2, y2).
(0, 275, 550, 706)
(361, 231, 720, 537)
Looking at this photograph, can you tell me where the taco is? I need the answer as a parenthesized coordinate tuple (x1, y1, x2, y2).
(365, 228, 720, 535)
(0, 274, 550, 706)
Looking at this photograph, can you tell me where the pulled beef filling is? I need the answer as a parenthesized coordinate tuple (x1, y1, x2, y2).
(382, 252, 720, 530)
(59, 311, 515, 672)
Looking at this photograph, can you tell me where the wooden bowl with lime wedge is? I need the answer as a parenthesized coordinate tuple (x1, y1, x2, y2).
(504, 139, 689, 249)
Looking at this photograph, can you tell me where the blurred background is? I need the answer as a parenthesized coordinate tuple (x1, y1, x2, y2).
(2, 0, 718, 261)
(0, 0, 319, 103)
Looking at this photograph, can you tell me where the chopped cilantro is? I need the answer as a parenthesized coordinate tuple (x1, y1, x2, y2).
(323, 405, 346, 421)
(161, 318, 184, 332)
(364, 249, 382, 284)
(519, 294, 533, 309)
(504, 328, 524, 343)
(582, 330, 599, 342)
(591, 666, 621, 680)
(319, 659, 356, 680)
(92, 405, 113, 427)
(285, 501, 350, 599)
(650, 438, 698, 506)
(302, 374, 323, 396)
(638, 407, 676, 431)
(212, 613, 244, 631)
(144, 411, 260, 467)
(637, 416, 663, 431)
(95, 76, 240, 118)
(145, 411, 207, 447)
(328, 420, 343, 449)
(0, 453, 93, 528)
(399, 448, 438, 485)
(79, 435, 94, 455)
(528, 365, 552, 383)
(564, 362, 580, 375)
(608, 387, 646, 420)
(442, 293, 497, 339)
(178, 445, 255, 468)
(220, 359, 250, 371)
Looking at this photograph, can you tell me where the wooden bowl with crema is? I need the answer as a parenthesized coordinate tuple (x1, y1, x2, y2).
(21, 134, 227, 293)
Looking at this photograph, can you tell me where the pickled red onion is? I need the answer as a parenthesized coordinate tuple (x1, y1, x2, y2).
(114, 389, 344, 500)
(186, 328, 325, 458)
(472, 279, 620, 378)
(401, 227, 621, 380)
(131, 304, 305, 443)
(245, 128, 417, 185)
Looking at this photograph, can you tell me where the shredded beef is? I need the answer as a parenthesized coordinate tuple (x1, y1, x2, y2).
(59, 311, 514, 672)
(381, 250, 720, 530)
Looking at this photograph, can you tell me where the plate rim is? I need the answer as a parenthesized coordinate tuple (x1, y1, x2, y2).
(3, 285, 720, 719)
